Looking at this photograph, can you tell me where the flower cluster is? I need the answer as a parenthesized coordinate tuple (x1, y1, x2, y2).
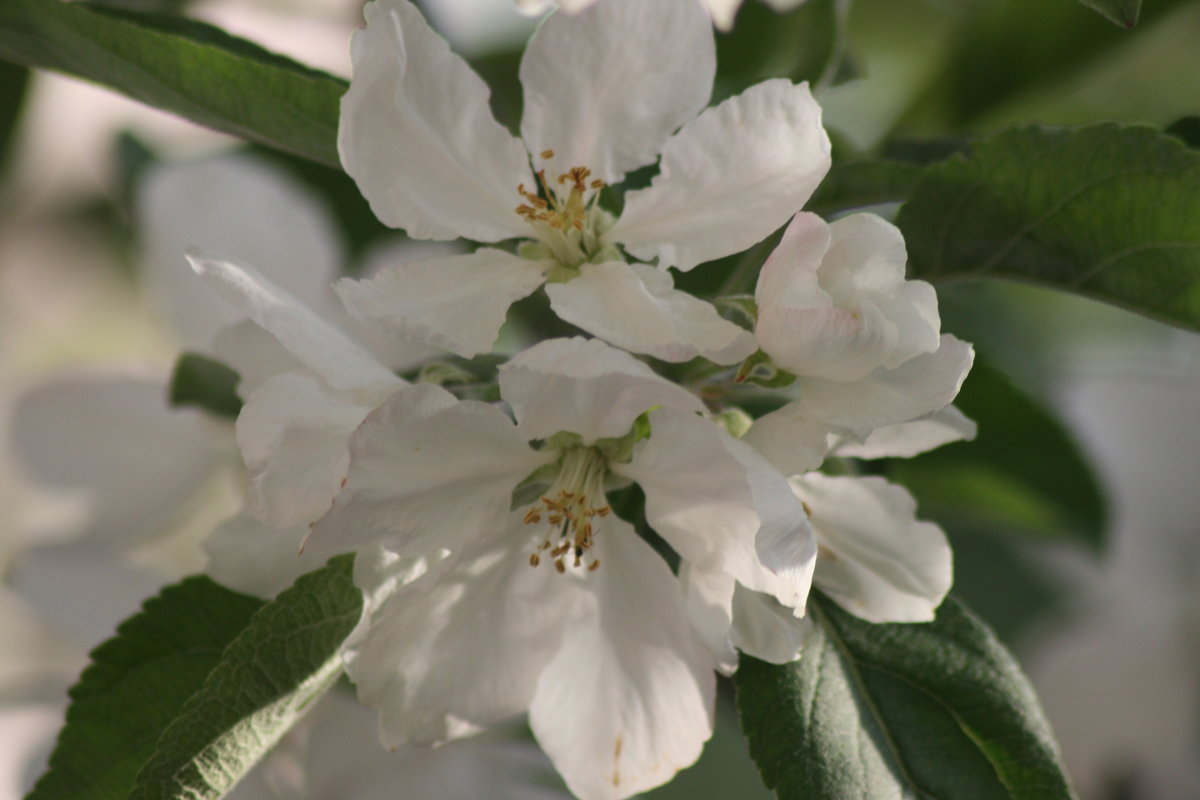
(187, 0, 974, 798)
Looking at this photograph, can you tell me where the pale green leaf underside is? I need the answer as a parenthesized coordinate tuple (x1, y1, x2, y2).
(898, 124, 1200, 332)
(0, 0, 344, 167)
(735, 594, 1075, 799)
(130, 556, 362, 800)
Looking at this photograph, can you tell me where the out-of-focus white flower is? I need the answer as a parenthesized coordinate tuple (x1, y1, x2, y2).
(742, 212, 974, 474)
(336, 0, 829, 363)
(303, 337, 813, 800)
(515, 0, 811, 31)
(229, 691, 568, 800)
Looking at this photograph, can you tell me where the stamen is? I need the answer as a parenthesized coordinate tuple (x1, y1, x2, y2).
(523, 446, 610, 574)
(540, 149, 555, 159)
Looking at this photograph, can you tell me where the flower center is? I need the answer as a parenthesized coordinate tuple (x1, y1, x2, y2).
(523, 444, 611, 574)
(513, 150, 617, 272)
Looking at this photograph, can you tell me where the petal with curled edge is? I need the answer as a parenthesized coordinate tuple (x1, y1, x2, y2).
(520, 0, 713, 185)
(498, 336, 704, 443)
(610, 79, 830, 271)
(794, 333, 975, 432)
(336, 249, 552, 359)
(529, 518, 716, 800)
(830, 405, 977, 460)
(345, 519, 573, 747)
(339, 0, 532, 242)
(187, 251, 402, 394)
(545, 261, 755, 364)
(138, 153, 341, 350)
(794, 473, 952, 623)
(306, 384, 554, 561)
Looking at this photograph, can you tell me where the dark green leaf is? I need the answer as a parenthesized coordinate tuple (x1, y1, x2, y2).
(889, 360, 1106, 550)
(735, 594, 1075, 800)
(899, 0, 1187, 128)
(898, 124, 1200, 332)
(168, 352, 242, 420)
(25, 578, 265, 800)
(130, 556, 362, 800)
(1166, 116, 1200, 149)
(0, 60, 29, 174)
(806, 158, 923, 215)
(1074, 0, 1140, 28)
(0, 0, 345, 167)
(715, 0, 850, 102)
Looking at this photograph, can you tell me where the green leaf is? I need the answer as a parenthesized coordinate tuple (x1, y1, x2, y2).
(889, 359, 1106, 551)
(735, 594, 1075, 800)
(806, 158, 923, 215)
(0, 0, 345, 167)
(715, 0, 851, 102)
(1074, 0, 1140, 28)
(130, 556, 362, 800)
(26, 578, 265, 800)
(898, 0, 1188, 129)
(168, 352, 242, 420)
(898, 124, 1200, 332)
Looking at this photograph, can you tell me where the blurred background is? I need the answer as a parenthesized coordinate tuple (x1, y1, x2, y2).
(1, 0, 1198, 798)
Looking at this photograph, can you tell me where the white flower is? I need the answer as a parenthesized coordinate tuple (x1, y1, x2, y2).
(684, 413, 968, 670)
(185, 251, 416, 597)
(515, 0, 811, 32)
(336, 0, 829, 363)
(305, 337, 814, 800)
(742, 211, 975, 472)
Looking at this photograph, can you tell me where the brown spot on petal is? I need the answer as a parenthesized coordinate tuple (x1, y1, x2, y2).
(612, 735, 624, 786)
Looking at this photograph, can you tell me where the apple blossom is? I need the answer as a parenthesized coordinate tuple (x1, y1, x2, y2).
(685, 411, 972, 672)
(336, 0, 829, 363)
(741, 211, 975, 473)
(304, 337, 815, 800)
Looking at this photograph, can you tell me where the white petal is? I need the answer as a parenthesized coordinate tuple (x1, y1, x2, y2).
(137, 153, 341, 349)
(610, 79, 830, 271)
(700, 0, 744, 30)
(753, 212, 830, 310)
(10, 376, 223, 548)
(236, 372, 386, 529)
(546, 261, 756, 364)
(307, 386, 554, 559)
(529, 520, 715, 800)
(831, 405, 977, 460)
(822, 213, 940, 368)
(498, 336, 704, 442)
(339, 0, 532, 242)
(204, 511, 331, 599)
(615, 408, 814, 610)
(730, 585, 808, 664)
(519, 0, 714, 184)
(740, 403, 834, 476)
(792, 474, 952, 623)
(335, 249, 551, 358)
(794, 334, 975, 431)
(346, 524, 572, 746)
(212, 320, 303, 398)
(187, 251, 402, 393)
(678, 563, 738, 676)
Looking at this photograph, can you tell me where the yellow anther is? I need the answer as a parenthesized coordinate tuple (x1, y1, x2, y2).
(540, 149, 555, 159)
